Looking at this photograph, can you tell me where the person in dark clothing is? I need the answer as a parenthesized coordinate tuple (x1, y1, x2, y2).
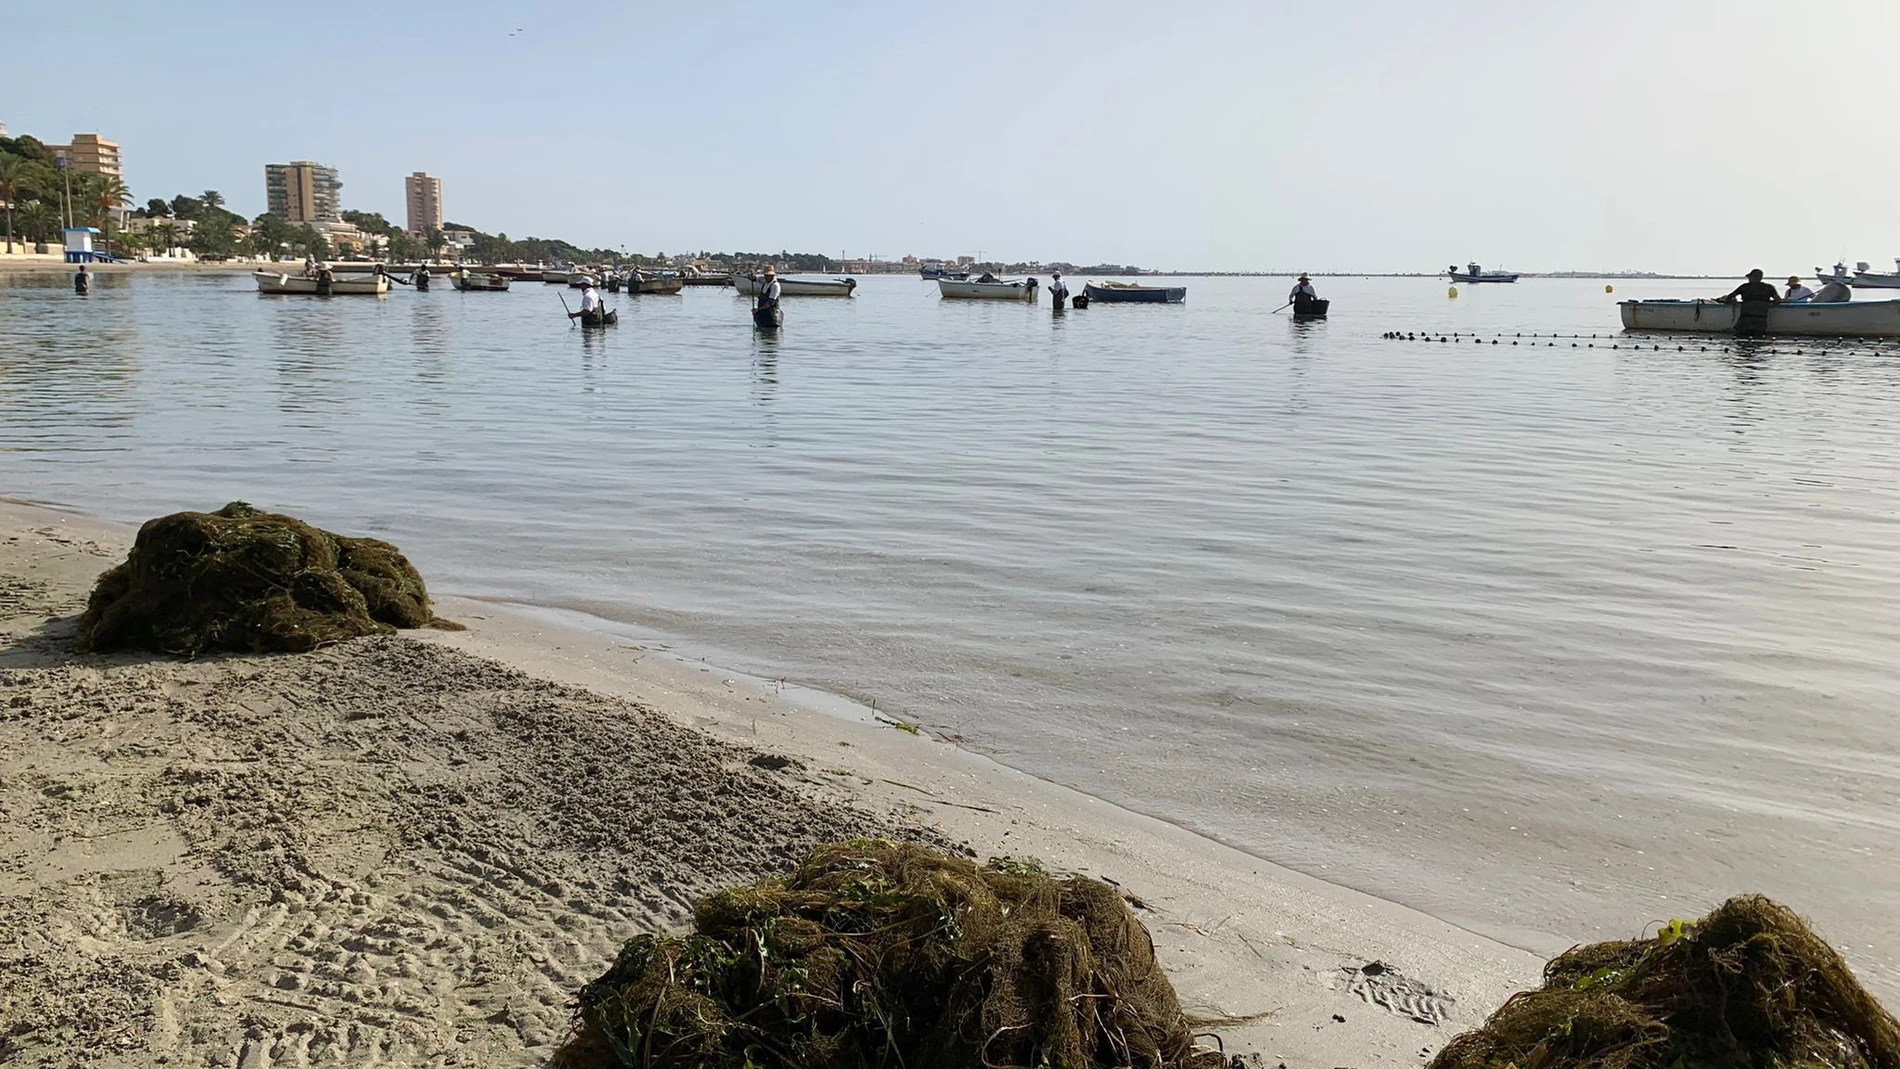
(1716, 269, 1780, 305)
(1717, 268, 1779, 337)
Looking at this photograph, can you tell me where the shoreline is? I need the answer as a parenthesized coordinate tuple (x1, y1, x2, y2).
(0, 497, 1542, 1065)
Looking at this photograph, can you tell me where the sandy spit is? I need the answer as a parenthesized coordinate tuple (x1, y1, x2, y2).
(0, 500, 1542, 1067)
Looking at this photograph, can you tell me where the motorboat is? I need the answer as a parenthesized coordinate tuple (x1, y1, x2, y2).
(1619, 297, 1900, 337)
(919, 261, 969, 280)
(1850, 260, 1900, 289)
(543, 270, 573, 284)
(938, 277, 1039, 300)
(733, 273, 858, 297)
(1083, 281, 1186, 303)
(1448, 263, 1519, 283)
(449, 270, 510, 291)
(253, 271, 388, 295)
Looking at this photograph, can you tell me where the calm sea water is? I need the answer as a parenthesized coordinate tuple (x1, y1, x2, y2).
(5, 269, 1897, 993)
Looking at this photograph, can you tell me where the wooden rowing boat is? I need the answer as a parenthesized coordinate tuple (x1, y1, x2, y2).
(449, 270, 510, 291)
(253, 271, 388, 295)
(938, 278, 1039, 300)
(1083, 281, 1185, 303)
(732, 274, 857, 297)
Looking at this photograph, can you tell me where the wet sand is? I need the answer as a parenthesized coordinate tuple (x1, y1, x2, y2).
(0, 500, 1541, 1067)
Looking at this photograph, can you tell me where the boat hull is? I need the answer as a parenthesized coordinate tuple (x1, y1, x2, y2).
(938, 279, 1038, 300)
(1618, 299, 1900, 337)
(1850, 273, 1900, 289)
(1448, 273, 1519, 283)
(253, 271, 388, 295)
(633, 278, 685, 295)
(449, 273, 510, 291)
(1083, 282, 1185, 303)
(732, 274, 857, 297)
(1292, 297, 1330, 317)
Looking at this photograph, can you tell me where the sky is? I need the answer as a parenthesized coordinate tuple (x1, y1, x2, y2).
(5, 1, 1896, 273)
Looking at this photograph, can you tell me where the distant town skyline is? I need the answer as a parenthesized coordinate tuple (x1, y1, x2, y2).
(7, 2, 1900, 273)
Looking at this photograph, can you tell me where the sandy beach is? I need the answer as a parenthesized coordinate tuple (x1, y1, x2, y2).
(0, 499, 1542, 1067)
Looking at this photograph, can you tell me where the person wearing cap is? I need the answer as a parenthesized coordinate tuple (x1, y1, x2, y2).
(1784, 276, 1815, 303)
(570, 277, 603, 320)
(1716, 269, 1780, 305)
(759, 266, 782, 306)
(1049, 270, 1069, 304)
(1288, 273, 1319, 303)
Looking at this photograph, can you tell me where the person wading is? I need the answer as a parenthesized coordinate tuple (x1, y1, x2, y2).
(1049, 270, 1069, 306)
(1716, 268, 1780, 337)
(569, 278, 604, 323)
(73, 263, 91, 295)
(1288, 273, 1320, 311)
(759, 266, 782, 309)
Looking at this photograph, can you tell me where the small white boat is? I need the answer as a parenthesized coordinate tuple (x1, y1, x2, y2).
(1619, 298, 1900, 337)
(1447, 262, 1519, 283)
(732, 273, 857, 297)
(252, 271, 389, 295)
(1848, 260, 1900, 289)
(938, 277, 1039, 300)
(449, 270, 510, 291)
(542, 270, 573, 284)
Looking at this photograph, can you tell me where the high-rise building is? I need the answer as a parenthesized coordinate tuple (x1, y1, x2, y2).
(264, 161, 342, 222)
(55, 134, 122, 178)
(404, 172, 442, 234)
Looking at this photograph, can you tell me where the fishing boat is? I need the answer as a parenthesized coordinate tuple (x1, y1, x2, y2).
(449, 270, 510, 291)
(1292, 295, 1330, 317)
(253, 271, 389, 296)
(1447, 263, 1519, 283)
(1618, 297, 1900, 337)
(938, 277, 1039, 300)
(732, 273, 857, 297)
(753, 305, 783, 328)
(578, 308, 618, 328)
(919, 261, 970, 280)
(1083, 281, 1186, 303)
(629, 273, 686, 295)
(1844, 260, 1900, 289)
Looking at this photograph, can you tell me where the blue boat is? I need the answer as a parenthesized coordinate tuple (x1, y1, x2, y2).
(1083, 281, 1186, 304)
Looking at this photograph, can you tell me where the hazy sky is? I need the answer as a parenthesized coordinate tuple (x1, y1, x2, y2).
(7, 1, 1895, 273)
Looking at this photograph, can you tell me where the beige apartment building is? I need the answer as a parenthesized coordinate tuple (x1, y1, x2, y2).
(55, 134, 122, 177)
(264, 161, 342, 222)
(404, 172, 442, 234)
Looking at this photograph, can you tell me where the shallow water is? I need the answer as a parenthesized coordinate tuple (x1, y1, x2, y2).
(5, 270, 1897, 994)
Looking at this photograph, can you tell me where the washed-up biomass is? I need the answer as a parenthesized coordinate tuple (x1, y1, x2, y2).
(77, 501, 456, 655)
(1430, 895, 1900, 1069)
(556, 841, 1226, 1069)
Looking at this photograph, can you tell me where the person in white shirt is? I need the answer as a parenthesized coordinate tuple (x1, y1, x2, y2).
(760, 265, 782, 305)
(1784, 276, 1816, 303)
(570, 280, 603, 319)
(1049, 271, 1069, 303)
(1288, 274, 1318, 302)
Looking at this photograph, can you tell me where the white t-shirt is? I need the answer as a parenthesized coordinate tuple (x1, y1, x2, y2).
(579, 287, 602, 313)
(762, 279, 781, 302)
(1785, 284, 1815, 303)
(1290, 282, 1317, 299)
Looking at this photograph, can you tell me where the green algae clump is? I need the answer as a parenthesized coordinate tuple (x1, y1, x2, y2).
(553, 840, 1226, 1069)
(77, 501, 458, 656)
(1431, 895, 1900, 1069)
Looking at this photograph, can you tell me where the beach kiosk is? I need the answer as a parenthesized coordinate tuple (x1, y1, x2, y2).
(64, 227, 101, 263)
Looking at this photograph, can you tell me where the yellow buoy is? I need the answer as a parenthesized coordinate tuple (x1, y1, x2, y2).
(1605, 284, 1614, 293)
(1447, 285, 1459, 299)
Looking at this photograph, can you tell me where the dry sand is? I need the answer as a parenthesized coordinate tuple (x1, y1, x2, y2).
(0, 500, 1542, 1067)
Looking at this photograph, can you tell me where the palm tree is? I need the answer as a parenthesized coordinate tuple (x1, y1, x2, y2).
(0, 154, 27, 254)
(17, 201, 57, 254)
(155, 221, 179, 258)
(425, 226, 447, 262)
(201, 190, 225, 218)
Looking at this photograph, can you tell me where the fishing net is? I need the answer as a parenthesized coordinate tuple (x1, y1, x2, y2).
(553, 840, 1226, 1069)
(1430, 895, 1900, 1069)
(77, 501, 459, 656)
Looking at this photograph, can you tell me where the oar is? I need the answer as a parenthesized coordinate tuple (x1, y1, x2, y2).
(1271, 300, 1293, 314)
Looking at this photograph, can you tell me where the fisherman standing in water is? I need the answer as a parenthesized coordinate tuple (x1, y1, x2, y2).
(1289, 273, 1319, 305)
(569, 277, 604, 321)
(1715, 268, 1780, 337)
(759, 265, 782, 308)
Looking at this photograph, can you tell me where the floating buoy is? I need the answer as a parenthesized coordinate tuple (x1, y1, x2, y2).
(1448, 286, 1459, 299)
(1605, 284, 1614, 293)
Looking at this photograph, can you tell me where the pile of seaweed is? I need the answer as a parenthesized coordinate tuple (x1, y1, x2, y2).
(1431, 895, 1900, 1069)
(78, 501, 458, 656)
(554, 840, 1227, 1069)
